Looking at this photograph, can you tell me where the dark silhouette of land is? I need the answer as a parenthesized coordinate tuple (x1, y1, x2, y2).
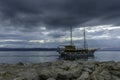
(0, 48, 57, 51)
(99, 48, 120, 51)
(0, 48, 120, 51)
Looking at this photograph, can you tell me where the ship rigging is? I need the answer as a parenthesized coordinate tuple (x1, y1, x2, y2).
(57, 26, 98, 60)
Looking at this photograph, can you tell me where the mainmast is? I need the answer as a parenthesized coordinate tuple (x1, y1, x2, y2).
(83, 26, 87, 49)
(70, 26, 73, 45)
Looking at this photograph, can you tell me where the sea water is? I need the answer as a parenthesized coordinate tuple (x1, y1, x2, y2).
(0, 51, 120, 63)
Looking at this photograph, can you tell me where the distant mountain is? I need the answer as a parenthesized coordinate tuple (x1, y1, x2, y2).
(100, 47, 120, 51)
(0, 47, 119, 51)
(0, 48, 57, 51)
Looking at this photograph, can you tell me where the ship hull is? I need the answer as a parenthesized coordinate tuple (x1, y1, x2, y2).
(58, 49, 96, 60)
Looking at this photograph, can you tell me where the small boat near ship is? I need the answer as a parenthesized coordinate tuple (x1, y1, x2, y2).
(57, 27, 98, 60)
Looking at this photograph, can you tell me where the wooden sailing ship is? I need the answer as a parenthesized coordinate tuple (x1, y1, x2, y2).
(57, 27, 98, 60)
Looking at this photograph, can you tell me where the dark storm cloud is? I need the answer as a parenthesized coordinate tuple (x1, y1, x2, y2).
(48, 33, 65, 38)
(0, 0, 120, 29)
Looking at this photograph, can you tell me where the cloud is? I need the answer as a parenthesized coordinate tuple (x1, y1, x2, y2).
(0, 0, 120, 48)
(0, 0, 120, 30)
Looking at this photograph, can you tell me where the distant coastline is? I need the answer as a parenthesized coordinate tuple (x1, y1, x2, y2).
(0, 48, 120, 51)
(99, 50, 120, 51)
(0, 48, 57, 51)
(99, 48, 120, 51)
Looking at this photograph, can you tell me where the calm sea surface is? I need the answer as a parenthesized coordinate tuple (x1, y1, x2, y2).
(0, 51, 120, 63)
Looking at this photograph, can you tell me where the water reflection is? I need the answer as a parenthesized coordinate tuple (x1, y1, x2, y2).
(0, 51, 120, 63)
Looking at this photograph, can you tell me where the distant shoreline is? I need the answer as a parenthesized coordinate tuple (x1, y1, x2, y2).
(98, 50, 120, 51)
(0, 48, 57, 51)
(0, 48, 120, 51)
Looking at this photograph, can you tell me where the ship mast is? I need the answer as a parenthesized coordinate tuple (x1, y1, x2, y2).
(83, 26, 87, 49)
(70, 26, 73, 45)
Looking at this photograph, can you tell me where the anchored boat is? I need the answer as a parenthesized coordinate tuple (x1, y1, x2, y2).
(57, 27, 98, 60)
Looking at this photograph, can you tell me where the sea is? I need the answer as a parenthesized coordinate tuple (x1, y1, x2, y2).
(0, 51, 120, 63)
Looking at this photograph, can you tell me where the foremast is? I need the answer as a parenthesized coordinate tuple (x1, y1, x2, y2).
(83, 26, 88, 49)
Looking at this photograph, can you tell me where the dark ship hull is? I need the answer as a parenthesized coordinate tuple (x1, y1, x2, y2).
(57, 47, 97, 60)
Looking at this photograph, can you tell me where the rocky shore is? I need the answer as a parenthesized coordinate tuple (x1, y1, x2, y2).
(0, 61, 120, 80)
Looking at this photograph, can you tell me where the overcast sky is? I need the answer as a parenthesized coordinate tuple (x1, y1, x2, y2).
(0, 0, 120, 48)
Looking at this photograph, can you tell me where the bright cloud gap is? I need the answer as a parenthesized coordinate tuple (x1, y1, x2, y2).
(0, 25, 120, 48)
